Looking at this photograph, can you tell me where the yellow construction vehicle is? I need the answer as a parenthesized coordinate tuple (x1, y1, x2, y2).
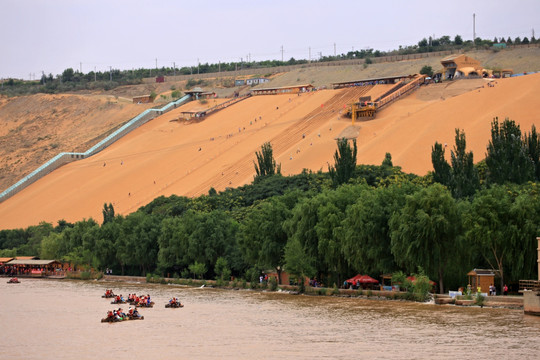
(346, 96, 377, 124)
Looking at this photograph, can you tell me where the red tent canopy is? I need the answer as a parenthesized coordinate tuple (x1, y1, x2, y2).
(407, 276, 437, 286)
(346, 274, 379, 284)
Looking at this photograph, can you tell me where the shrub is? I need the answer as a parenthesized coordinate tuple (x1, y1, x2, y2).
(332, 283, 340, 295)
(298, 280, 305, 293)
(180, 269, 190, 279)
(367, 290, 373, 297)
(420, 65, 434, 77)
(80, 271, 91, 280)
(475, 293, 485, 307)
(269, 277, 278, 291)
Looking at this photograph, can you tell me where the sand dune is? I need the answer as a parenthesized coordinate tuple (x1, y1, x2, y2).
(0, 74, 539, 229)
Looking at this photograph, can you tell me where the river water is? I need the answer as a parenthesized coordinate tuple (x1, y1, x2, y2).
(2, 278, 540, 359)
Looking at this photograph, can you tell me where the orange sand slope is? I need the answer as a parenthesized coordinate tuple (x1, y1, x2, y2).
(0, 74, 539, 229)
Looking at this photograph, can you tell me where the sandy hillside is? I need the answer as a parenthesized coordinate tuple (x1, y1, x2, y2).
(1, 74, 539, 230)
(0, 94, 155, 191)
(0, 85, 389, 228)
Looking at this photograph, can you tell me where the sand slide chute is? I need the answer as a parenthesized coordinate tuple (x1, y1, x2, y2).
(0, 95, 192, 204)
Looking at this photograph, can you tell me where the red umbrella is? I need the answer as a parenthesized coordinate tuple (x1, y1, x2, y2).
(346, 274, 379, 284)
(357, 275, 379, 284)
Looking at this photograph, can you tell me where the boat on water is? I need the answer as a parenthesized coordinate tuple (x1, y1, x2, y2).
(165, 301, 184, 308)
(101, 315, 144, 323)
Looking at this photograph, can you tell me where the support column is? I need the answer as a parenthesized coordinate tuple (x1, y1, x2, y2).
(537, 237, 540, 280)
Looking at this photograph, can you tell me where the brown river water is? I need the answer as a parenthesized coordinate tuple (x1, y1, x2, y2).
(2, 278, 540, 359)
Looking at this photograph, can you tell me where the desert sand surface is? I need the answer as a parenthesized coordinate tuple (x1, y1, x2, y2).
(0, 94, 155, 191)
(0, 73, 539, 229)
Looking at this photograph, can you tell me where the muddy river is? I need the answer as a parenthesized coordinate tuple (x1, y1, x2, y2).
(2, 279, 540, 359)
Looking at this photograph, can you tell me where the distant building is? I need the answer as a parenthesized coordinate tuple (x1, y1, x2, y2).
(246, 78, 270, 86)
(156, 76, 165, 83)
(250, 84, 314, 95)
(440, 54, 484, 79)
(234, 79, 245, 86)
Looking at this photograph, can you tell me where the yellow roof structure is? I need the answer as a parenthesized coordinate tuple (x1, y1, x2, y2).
(440, 54, 484, 79)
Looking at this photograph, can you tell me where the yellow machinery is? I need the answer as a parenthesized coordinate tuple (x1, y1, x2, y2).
(347, 96, 377, 124)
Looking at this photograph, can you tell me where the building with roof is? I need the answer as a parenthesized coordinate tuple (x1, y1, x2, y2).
(440, 54, 484, 80)
(251, 84, 314, 95)
(467, 268, 499, 293)
(332, 74, 416, 89)
(246, 77, 270, 86)
(184, 87, 216, 100)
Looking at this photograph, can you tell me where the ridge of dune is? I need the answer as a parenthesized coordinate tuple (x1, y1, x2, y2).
(0, 74, 539, 229)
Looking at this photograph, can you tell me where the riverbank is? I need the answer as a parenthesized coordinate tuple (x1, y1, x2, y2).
(97, 274, 524, 310)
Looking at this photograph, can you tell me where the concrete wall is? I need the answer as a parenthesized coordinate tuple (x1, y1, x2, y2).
(524, 291, 540, 315)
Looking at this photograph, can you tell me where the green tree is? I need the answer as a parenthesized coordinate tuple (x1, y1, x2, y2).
(239, 197, 290, 283)
(450, 129, 479, 198)
(381, 152, 393, 167)
(420, 65, 434, 77)
(390, 183, 462, 293)
(524, 124, 540, 180)
(254, 142, 281, 179)
(283, 237, 316, 287)
(189, 261, 207, 279)
(454, 35, 463, 45)
(214, 257, 231, 281)
(465, 184, 540, 288)
(328, 138, 357, 187)
(431, 142, 451, 186)
(485, 117, 534, 184)
(341, 182, 420, 275)
(102, 203, 115, 225)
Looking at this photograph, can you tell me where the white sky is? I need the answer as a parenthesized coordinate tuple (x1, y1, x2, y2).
(2, 0, 539, 79)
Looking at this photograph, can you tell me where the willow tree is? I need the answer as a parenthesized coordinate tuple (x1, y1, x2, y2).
(390, 183, 462, 294)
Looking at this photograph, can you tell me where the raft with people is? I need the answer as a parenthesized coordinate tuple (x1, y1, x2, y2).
(7, 277, 20, 283)
(127, 294, 153, 308)
(101, 289, 115, 298)
(165, 297, 184, 308)
(110, 295, 128, 304)
(101, 308, 144, 323)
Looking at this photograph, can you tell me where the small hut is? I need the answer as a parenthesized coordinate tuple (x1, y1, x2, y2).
(467, 269, 498, 293)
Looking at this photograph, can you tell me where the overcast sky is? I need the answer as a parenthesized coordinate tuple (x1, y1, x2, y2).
(2, 0, 539, 80)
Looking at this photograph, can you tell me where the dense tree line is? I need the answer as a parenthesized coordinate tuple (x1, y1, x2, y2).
(1, 120, 539, 294)
(3, 33, 537, 96)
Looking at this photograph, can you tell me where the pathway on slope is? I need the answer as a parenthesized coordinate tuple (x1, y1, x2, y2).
(186, 86, 375, 197)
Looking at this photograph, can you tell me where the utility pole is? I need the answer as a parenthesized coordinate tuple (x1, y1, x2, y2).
(42, 71, 45, 84)
(473, 13, 476, 42)
(309, 47, 311, 63)
(280, 45, 284, 62)
(155, 58, 158, 70)
(94, 66, 97, 82)
(218, 61, 221, 74)
(533, 28, 535, 39)
(334, 42, 336, 57)
(173, 62, 176, 76)
(197, 58, 199, 75)
(80, 62, 82, 73)
(109, 66, 112, 81)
